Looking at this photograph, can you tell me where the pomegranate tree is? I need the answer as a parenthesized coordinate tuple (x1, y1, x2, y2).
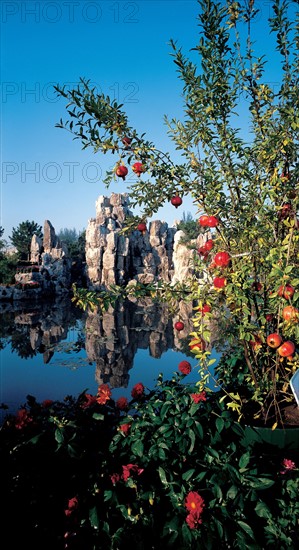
(56, 1, 299, 427)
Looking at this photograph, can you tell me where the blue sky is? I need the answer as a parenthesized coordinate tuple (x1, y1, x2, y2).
(0, 0, 289, 241)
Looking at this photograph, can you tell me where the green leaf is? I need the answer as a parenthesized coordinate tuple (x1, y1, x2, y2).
(28, 433, 43, 445)
(195, 470, 207, 483)
(181, 522, 193, 544)
(158, 467, 168, 486)
(159, 447, 166, 460)
(182, 468, 196, 481)
(195, 421, 203, 439)
(239, 451, 250, 469)
(188, 429, 196, 453)
(212, 484, 223, 500)
(164, 516, 179, 535)
(248, 477, 275, 490)
(190, 402, 199, 416)
(214, 518, 224, 538)
(207, 448, 220, 460)
(131, 439, 144, 458)
(158, 425, 173, 436)
(160, 401, 172, 421)
(237, 521, 255, 539)
(104, 490, 113, 502)
(67, 444, 79, 458)
(92, 413, 105, 421)
(89, 506, 100, 529)
(55, 428, 64, 444)
(255, 501, 271, 519)
(216, 417, 224, 433)
(227, 485, 238, 499)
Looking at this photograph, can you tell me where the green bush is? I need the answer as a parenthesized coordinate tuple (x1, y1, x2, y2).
(177, 212, 203, 245)
(1, 373, 298, 549)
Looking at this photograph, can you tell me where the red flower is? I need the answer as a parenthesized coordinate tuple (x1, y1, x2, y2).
(185, 491, 205, 529)
(122, 464, 144, 482)
(42, 399, 53, 408)
(116, 396, 128, 410)
(280, 458, 296, 474)
(110, 473, 121, 484)
(178, 360, 192, 375)
(119, 423, 131, 435)
(185, 491, 205, 513)
(282, 458, 296, 469)
(186, 511, 203, 529)
(191, 392, 207, 403)
(15, 408, 33, 430)
(96, 384, 112, 405)
(64, 496, 78, 517)
(131, 382, 144, 399)
(81, 393, 97, 409)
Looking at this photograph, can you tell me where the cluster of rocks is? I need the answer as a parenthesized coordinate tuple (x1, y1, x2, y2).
(0, 220, 71, 301)
(85, 193, 209, 289)
(0, 193, 211, 301)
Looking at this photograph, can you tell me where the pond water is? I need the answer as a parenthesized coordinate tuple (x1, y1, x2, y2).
(0, 296, 220, 422)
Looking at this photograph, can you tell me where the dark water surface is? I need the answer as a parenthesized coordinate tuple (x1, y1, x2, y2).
(0, 296, 220, 421)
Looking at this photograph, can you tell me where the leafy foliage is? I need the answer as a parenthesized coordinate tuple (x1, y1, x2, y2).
(58, 227, 86, 261)
(0, 226, 18, 283)
(1, 375, 298, 548)
(177, 211, 203, 244)
(10, 220, 43, 260)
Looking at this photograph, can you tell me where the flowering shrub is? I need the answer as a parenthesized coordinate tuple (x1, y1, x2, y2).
(1, 375, 298, 548)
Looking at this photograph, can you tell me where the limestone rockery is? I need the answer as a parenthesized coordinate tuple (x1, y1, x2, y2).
(0, 193, 210, 302)
(85, 193, 209, 289)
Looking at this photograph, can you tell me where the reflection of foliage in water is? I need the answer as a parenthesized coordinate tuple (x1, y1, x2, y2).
(52, 333, 85, 355)
(0, 300, 86, 360)
(0, 311, 15, 351)
(11, 326, 37, 359)
(52, 356, 94, 370)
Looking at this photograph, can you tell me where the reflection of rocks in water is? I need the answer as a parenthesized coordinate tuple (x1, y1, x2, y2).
(1, 295, 201, 388)
(85, 298, 194, 388)
(85, 301, 132, 388)
(1, 298, 83, 362)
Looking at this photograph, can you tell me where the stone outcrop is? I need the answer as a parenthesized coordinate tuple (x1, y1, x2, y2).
(1, 195, 212, 301)
(6, 220, 72, 300)
(0, 220, 72, 301)
(85, 193, 209, 289)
